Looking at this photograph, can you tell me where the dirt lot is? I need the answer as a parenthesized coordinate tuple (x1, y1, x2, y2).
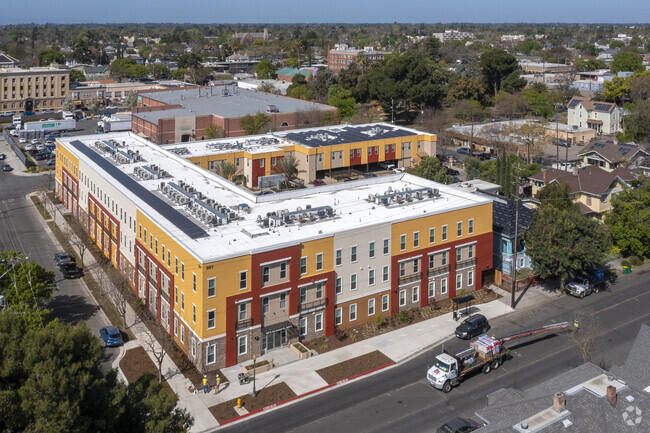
(119, 346, 173, 393)
(209, 382, 296, 424)
(316, 350, 394, 385)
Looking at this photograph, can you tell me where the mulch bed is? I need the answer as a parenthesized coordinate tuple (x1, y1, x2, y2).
(208, 381, 296, 424)
(306, 288, 501, 355)
(316, 350, 394, 385)
(119, 346, 173, 393)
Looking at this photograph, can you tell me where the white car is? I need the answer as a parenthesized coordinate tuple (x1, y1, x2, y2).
(19, 138, 28, 144)
(393, 167, 405, 173)
(31, 138, 40, 145)
(24, 143, 34, 150)
(36, 144, 46, 151)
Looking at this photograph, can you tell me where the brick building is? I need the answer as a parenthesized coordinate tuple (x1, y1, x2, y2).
(0, 64, 69, 113)
(327, 44, 391, 74)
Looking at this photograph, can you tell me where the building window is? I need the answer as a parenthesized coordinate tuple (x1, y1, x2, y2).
(382, 266, 390, 282)
(174, 317, 178, 336)
(175, 257, 178, 274)
(413, 232, 419, 248)
(315, 313, 323, 332)
(175, 286, 178, 304)
(413, 259, 419, 273)
(349, 303, 357, 321)
(180, 324, 185, 343)
(400, 234, 406, 251)
(383, 238, 390, 255)
(181, 263, 185, 280)
(382, 294, 389, 311)
(300, 287, 306, 303)
(280, 262, 287, 279)
(239, 271, 247, 290)
(300, 257, 307, 274)
(299, 317, 307, 336)
(280, 293, 286, 308)
(429, 228, 435, 244)
(441, 252, 448, 266)
(412, 286, 419, 303)
(208, 278, 216, 298)
(181, 292, 185, 310)
(335, 277, 342, 294)
(335, 308, 342, 325)
(468, 271, 474, 287)
(207, 310, 215, 329)
(468, 219, 474, 235)
(316, 253, 323, 271)
(191, 337, 196, 358)
(335, 249, 342, 266)
(468, 245, 474, 259)
(350, 274, 357, 291)
(428, 280, 435, 298)
(262, 297, 269, 313)
(457, 222, 463, 238)
(456, 248, 462, 262)
(368, 269, 375, 286)
(206, 344, 216, 365)
(441, 278, 448, 295)
(238, 303, 247, 320)
(350, 246, 357, 263)
(238, 335, 247, 356)
(442, 225, 447, 241)
(399, 262, 406, 277)
(399, 290, 406, 306)
(456, 274, 462, 290)
(586, 196, 592, 205)
(316, 283, 323, 299)
(192, 273, 196, 292)
(369, 241, 375, 258)
(262, 266, 270, 284)
(192, 304, 196, 323)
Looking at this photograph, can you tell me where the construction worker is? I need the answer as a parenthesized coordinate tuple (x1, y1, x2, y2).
(202, 375, 209, 393)
(574, 319, 579, 331)
(214, 375, 221, 395)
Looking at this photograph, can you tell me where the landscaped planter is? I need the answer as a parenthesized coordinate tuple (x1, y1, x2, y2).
(291, 342, 311, 359)
(241, 359, 273, 374)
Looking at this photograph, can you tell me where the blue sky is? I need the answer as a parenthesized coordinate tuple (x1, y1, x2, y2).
(1, 0, 649, 24)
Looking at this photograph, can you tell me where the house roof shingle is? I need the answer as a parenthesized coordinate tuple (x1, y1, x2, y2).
(529, 166, 635, 197)
(568, 96, 617, 113)
(578, 141, 650, 165)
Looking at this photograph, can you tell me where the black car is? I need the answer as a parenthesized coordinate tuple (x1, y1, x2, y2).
(437, 417, 480, 433)
(455, 314, 490, 339)
(475, 152, 491, 161)
(60, 263, 82, 279)
(447, 168, 460, 176)
(0, 153, 5, 160)
(33, 152, 50, 161)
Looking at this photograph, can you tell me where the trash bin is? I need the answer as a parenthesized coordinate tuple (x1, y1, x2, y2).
(622, 265, 631, 274)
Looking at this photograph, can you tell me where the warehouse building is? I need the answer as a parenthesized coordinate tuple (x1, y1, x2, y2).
(55, 131, 493, 371)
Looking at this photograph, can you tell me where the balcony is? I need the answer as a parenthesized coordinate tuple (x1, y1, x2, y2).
(398, 272, 422, 285)
(428, 265, 450, 277)
(456, 258, 477, 269)
(236, 317, 253, 330)
(299, 298, 327, 312)
(137, 263, 146, 275)
(148, 274, 157, 287)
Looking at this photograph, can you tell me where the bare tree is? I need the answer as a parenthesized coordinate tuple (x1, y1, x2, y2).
(566, 314, 601, 364)
(65, 219, 90, 267)
(294, 108, 323, 128)
(96, 266, 130, 329)
(140, 309, 175, 383)
(505, 121, 548, 164)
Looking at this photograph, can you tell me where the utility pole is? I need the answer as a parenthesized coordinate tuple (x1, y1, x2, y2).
(556, 120, 559, 169)
(391, 99, 394, 124)
(510, 166, 522, 309)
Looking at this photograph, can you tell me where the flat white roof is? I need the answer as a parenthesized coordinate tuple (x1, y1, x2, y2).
(60, 132, 490, 263)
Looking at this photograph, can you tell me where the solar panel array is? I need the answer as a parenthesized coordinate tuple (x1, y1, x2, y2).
(69, 140, 208, 240)
(284, 125, 415, 148)
(593, 103, 612, 111)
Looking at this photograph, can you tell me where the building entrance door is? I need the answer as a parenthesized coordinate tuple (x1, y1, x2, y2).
(263, 329, 287, 351)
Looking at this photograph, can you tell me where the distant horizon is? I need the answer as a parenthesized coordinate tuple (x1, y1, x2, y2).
(1, 0, 649, 26)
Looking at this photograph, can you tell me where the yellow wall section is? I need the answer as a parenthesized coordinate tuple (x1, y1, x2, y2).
(299, 237, 334, 277)
(391, 203, 492, 254)
(55, 140, 80, 183)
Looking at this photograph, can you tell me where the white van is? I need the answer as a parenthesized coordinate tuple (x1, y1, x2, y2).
(62, 111, 74, 120)
(12, 115, 21, 127)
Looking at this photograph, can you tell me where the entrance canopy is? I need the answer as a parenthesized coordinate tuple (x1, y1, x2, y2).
(262, 320, 293, 334)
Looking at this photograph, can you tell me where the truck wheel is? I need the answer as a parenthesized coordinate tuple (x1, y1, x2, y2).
(482, 364, 492, 374)
(442, 381, 453, 393)
(491, 359, 501, 370)
(580, 292, 585, 299)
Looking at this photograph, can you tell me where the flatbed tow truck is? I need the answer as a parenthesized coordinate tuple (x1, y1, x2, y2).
(427, 322, 571, 393)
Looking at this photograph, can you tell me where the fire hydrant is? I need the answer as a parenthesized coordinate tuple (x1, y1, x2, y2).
(237, 398, 241, 408)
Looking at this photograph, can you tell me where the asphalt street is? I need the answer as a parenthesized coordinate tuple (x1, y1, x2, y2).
(222, 269, 650, 433)
(0, 165, 119, 368)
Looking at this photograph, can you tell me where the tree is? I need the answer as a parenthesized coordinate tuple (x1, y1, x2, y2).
(524, 206, 609, 288)
(610, 51, 644, 74)
(62, 98, 76, 112)
(140, 310, 175, 383)
(273, 154, 301, 189)
(565, 313, 601, 363)
(534, 182, 577, 212)
(494, 92, 529, 119)
(445, 76, 485, 105)
(522, 83, 554, 118)
(214, 160, 239, 181)
(86, 97, 103, 112)
(406, 157, 453, 184)
(97, 268, 129, 330)
(423, 36, 441, 61)
(258, 82, 277, 94)
(123, 91, 138, 108)
(479, 49, 522, 96)
(205, 124, 225, 139)
(516, 40, 541, 55)
(628, 71, 650, 101)
(464, 156, 481, 180)
(65, 218, 90, 266)
(603, 75, 631, 103)
(69, 69, 85, 82)
(149, 63, 169, 80)
(239, 112, 270, 135)
(328, 84, 356, 121)
(109, 58, 136, 80)
(605, 182, 650, 258)
(623, 100, 650, 143)
(170, 68, 186, 81)
(507, 122, 548, 163)
(285, 58, 300, 68)
(289, 85, 312, 100)
(37, 48, 65, 66)
(185, 66, 211, 85)
(255, 58, 275, 79)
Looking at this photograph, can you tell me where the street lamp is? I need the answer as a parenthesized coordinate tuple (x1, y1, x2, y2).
(251, 354, 257, 397)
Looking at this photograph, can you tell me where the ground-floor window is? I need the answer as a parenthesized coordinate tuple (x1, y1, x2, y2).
(399, 289, 406, 306)
(428, 280, 435, 297)
(382, 294, 389, 311)
(315, 313, 323, 332)
(206, 344, 216, 365)
(349, 303, 357, 321)
(238, 335, 247, 356)
(368, 299, 375, 316)
(335, 308, 342, 325)
(412, 286, 419, 303)
(299, 317, 307, 336)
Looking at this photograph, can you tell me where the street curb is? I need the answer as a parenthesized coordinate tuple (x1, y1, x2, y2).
(217, 361, 396, 427)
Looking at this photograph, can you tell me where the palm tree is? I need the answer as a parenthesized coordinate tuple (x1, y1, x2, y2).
(214, 161, 239, 182)
(273, 155, 301, 190)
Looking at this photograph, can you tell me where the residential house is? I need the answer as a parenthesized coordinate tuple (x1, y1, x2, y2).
(578, 141, 650, 176)
(0, 51, 20, 68)
(475, 324, 650, 432)
(567, 96, 622, 135)
(528, 166, 635, 219)
(544, 122, 596, 146)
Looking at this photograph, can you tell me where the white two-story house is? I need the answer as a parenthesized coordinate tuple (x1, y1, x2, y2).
(567, 96, 622, 135)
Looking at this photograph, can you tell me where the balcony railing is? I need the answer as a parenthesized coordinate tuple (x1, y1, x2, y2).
(456, 258, 477, 269)
(428, 265, 450, 277)
(235, 317, 253, 330)
(137, 263, 146, 275)
(299, 298, 327, 312)
(148, 274, 157, 286)
(398, 272, 422, 285)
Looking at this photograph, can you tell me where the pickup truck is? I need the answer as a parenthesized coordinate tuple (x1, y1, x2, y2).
(565, 269, 605, 299)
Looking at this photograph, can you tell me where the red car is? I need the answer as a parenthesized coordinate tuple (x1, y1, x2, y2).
(312, 179, 326, 186)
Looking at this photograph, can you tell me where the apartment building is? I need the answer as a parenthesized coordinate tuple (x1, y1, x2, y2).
(567, 96, 622, 135)
(55, 131, 493, 371)
(431, 30, 474, 43)
(165, 123, 436, 188)
(327, 44, 391, 74)
(0, 64, 70, 113)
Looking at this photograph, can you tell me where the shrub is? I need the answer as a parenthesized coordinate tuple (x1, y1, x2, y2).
(398, 310, 412, 324)
(629, 256, 643, 267)
(334, 327, 347, 342)
(349, 332, 357, 342)
(373, 314, 384, 329)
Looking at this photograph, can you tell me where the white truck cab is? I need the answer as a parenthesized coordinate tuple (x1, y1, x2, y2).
(427, 353, 458, 390)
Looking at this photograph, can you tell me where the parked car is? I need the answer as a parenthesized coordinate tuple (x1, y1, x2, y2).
(31, 138, 40, 145)
(19, 138, 27, 144)
(46, 158, 56, 166)
(393, 167, 406, 173)
(33, 152, 50, 161)
(565, 278, 592, 298)
(0, 111, 14, 117)
(4, 123, 16, 130)
(36, 144, 46, 151)
(378, 162, 396, 170)
(456, 147, 471, 155)
(0, 153, 5, 160)
(557, 139, 570, 147)
(437, 417, 480, 433)
(99, 326, 123, 347)
(2, 164, 13, 172)
(475, 152, 491, 161)
(363, 172, 378, 178)
(312, 179, 326, 186)
(447, 168, 460, 176)
(455, 314, 490, 339)
(60, 263, 82, 279)
(54, 252, 75, 266)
